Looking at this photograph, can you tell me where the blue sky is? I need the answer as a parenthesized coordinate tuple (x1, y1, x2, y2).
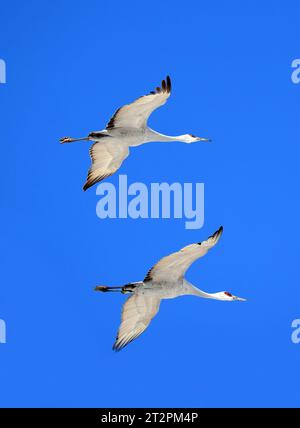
(0, 0, 300, 408)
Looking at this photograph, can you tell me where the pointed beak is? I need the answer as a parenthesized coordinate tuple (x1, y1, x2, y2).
(234, 296, 247, 302)
(198, 137, 212, 142)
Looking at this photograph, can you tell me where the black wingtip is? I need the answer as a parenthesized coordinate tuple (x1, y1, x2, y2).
(211, 226, 223, 238)
(83, 173, 109, 191)
(198, 226, 223, 246)
(211, 226, 223, 240)
(166, 75, 171, 92)
(150, 76, 171, 95)
(112, 342, 122, 352)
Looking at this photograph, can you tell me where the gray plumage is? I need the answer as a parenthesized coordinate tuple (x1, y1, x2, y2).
(60, 76, 211, 191)
(95, 227, 246, 351)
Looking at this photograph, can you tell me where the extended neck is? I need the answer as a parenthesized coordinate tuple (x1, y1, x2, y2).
(146, 128, 188, 143)
(185, 282, 222, 301)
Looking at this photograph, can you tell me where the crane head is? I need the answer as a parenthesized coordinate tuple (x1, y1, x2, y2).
(184, 134, 212, 143)
(219, 291, 247, 302)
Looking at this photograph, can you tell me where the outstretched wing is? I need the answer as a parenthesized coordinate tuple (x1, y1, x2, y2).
(113, 294, 161, 351)
(83, 138, 129, 191)
(144, 226, 223, 283)
(106, 76, 171, 130)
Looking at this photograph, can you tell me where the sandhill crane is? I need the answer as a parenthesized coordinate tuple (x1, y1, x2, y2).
(95, 227, 246, 351)
(60, 76, 211, 191)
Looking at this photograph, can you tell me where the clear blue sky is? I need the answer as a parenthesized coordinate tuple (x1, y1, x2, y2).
(0, 0, 300, 408)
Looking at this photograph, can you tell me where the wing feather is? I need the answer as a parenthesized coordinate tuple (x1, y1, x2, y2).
(113, 294, 161, 351)
(83, 138, 129, 191)
(106, 76, 171, 130)
(144, 227, 223, 283)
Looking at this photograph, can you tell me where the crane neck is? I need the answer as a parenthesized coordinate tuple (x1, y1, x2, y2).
(184, 281, 222, 301)
(146, 128, 188, 143)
